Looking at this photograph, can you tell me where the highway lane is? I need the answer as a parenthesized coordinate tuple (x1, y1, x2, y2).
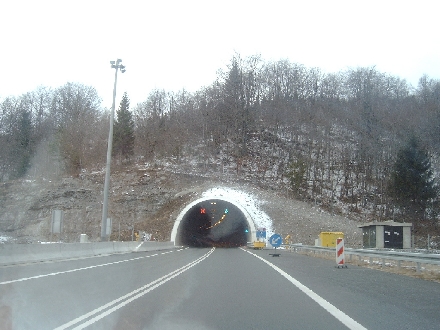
(251, 249, 440, 330)
(1, 248, 200, 329)
(1, 247, 439, 329)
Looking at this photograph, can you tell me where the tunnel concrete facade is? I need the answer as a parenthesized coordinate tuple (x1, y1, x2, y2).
(171, 196, 257, 246)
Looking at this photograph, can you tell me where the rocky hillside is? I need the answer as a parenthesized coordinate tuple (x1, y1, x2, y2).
(0, 162, 364, 247)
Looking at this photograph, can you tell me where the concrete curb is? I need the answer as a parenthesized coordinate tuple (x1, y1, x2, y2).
(0, 241, 177, 266)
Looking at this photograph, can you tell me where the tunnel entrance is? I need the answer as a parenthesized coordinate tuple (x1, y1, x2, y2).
(172, 198, 255, 247)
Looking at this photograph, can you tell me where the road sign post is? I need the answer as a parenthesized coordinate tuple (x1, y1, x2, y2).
(256, 228, 267, 239)
(51, 210, 64, 242)
(269, 234, 282, 248)
(269, 234, 282, 257)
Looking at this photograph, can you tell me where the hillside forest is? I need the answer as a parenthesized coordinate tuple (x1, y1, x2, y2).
(1, 55, 439, 232)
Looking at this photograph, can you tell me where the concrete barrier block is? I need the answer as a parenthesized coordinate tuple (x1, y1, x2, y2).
(91, 242, 115, 256)
(0, 241, 178, 266)
(134, 241, 175, 252)
(59, 242, 94, 259)
(112, 241, 133, 254)
(0, 243, 61, 265)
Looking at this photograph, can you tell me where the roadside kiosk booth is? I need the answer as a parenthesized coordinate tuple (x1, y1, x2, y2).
(358, 221, 412, 249)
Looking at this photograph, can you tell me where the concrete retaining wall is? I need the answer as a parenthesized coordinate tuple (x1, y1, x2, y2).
(0, 241, 176, 266)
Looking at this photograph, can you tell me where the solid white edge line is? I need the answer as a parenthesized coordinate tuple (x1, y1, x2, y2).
(1, 250, 174, 285)
(242, 248, 367, 330)
(54, 248, 214, 330)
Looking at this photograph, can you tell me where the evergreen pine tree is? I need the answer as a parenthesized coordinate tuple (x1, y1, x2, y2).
(388, 135, 438, 220)
(113, 92, 135, 162)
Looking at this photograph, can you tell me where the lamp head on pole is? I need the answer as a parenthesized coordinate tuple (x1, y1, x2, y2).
(110, 59, 126, 72)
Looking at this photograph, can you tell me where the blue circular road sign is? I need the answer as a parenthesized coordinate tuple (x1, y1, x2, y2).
(269, 234, 283, 248)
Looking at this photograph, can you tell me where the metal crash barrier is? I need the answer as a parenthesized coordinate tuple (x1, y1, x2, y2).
(285, 244, 440, 273)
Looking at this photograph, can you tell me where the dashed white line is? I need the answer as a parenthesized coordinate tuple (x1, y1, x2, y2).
(0, 249, 183, 285)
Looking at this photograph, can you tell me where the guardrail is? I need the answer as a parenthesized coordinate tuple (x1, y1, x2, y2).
(285, 244, 440, 273)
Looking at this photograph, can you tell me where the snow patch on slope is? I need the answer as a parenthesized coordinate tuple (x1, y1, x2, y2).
(202, 187, 274, 238)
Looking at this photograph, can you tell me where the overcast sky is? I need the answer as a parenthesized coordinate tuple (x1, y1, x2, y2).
(1, 0, 439, 108)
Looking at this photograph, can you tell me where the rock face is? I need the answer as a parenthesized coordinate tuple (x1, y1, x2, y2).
(0, 166, 363, 247)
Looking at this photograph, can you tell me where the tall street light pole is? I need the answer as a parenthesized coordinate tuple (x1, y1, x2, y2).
(101, 59, 126, 241)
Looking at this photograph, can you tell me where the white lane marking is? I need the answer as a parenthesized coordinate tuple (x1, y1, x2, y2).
(0, 250, 178, 285)
(55, 248, 214, 330)
(242, 248, 367, 330)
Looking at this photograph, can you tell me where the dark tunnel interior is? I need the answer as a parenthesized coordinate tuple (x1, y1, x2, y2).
(178, 199, 250, 247)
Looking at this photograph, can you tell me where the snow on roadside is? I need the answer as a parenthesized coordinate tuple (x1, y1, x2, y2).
(202, 187, 274, 238)
(0, 235, 12, 243)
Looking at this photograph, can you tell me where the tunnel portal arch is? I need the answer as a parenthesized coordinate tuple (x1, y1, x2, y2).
(171, 196, 257, 247)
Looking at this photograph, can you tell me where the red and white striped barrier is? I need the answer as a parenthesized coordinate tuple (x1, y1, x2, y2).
(336, 238, 347, 268)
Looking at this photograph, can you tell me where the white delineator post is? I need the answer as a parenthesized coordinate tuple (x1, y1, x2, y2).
(336, 237, 346, 268)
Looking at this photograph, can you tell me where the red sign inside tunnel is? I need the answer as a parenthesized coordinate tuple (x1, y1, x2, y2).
(179, 200, 249, 247)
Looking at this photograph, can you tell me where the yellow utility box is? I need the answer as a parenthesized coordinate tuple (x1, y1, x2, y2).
(253, 241, 265, 249)
(319, 232, 344, 247)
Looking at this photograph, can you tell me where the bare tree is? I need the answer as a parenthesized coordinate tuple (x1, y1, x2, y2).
(50, 83, 102, 174)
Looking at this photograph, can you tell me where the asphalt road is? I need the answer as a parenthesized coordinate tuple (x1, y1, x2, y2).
(1, 247, 439, 330)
